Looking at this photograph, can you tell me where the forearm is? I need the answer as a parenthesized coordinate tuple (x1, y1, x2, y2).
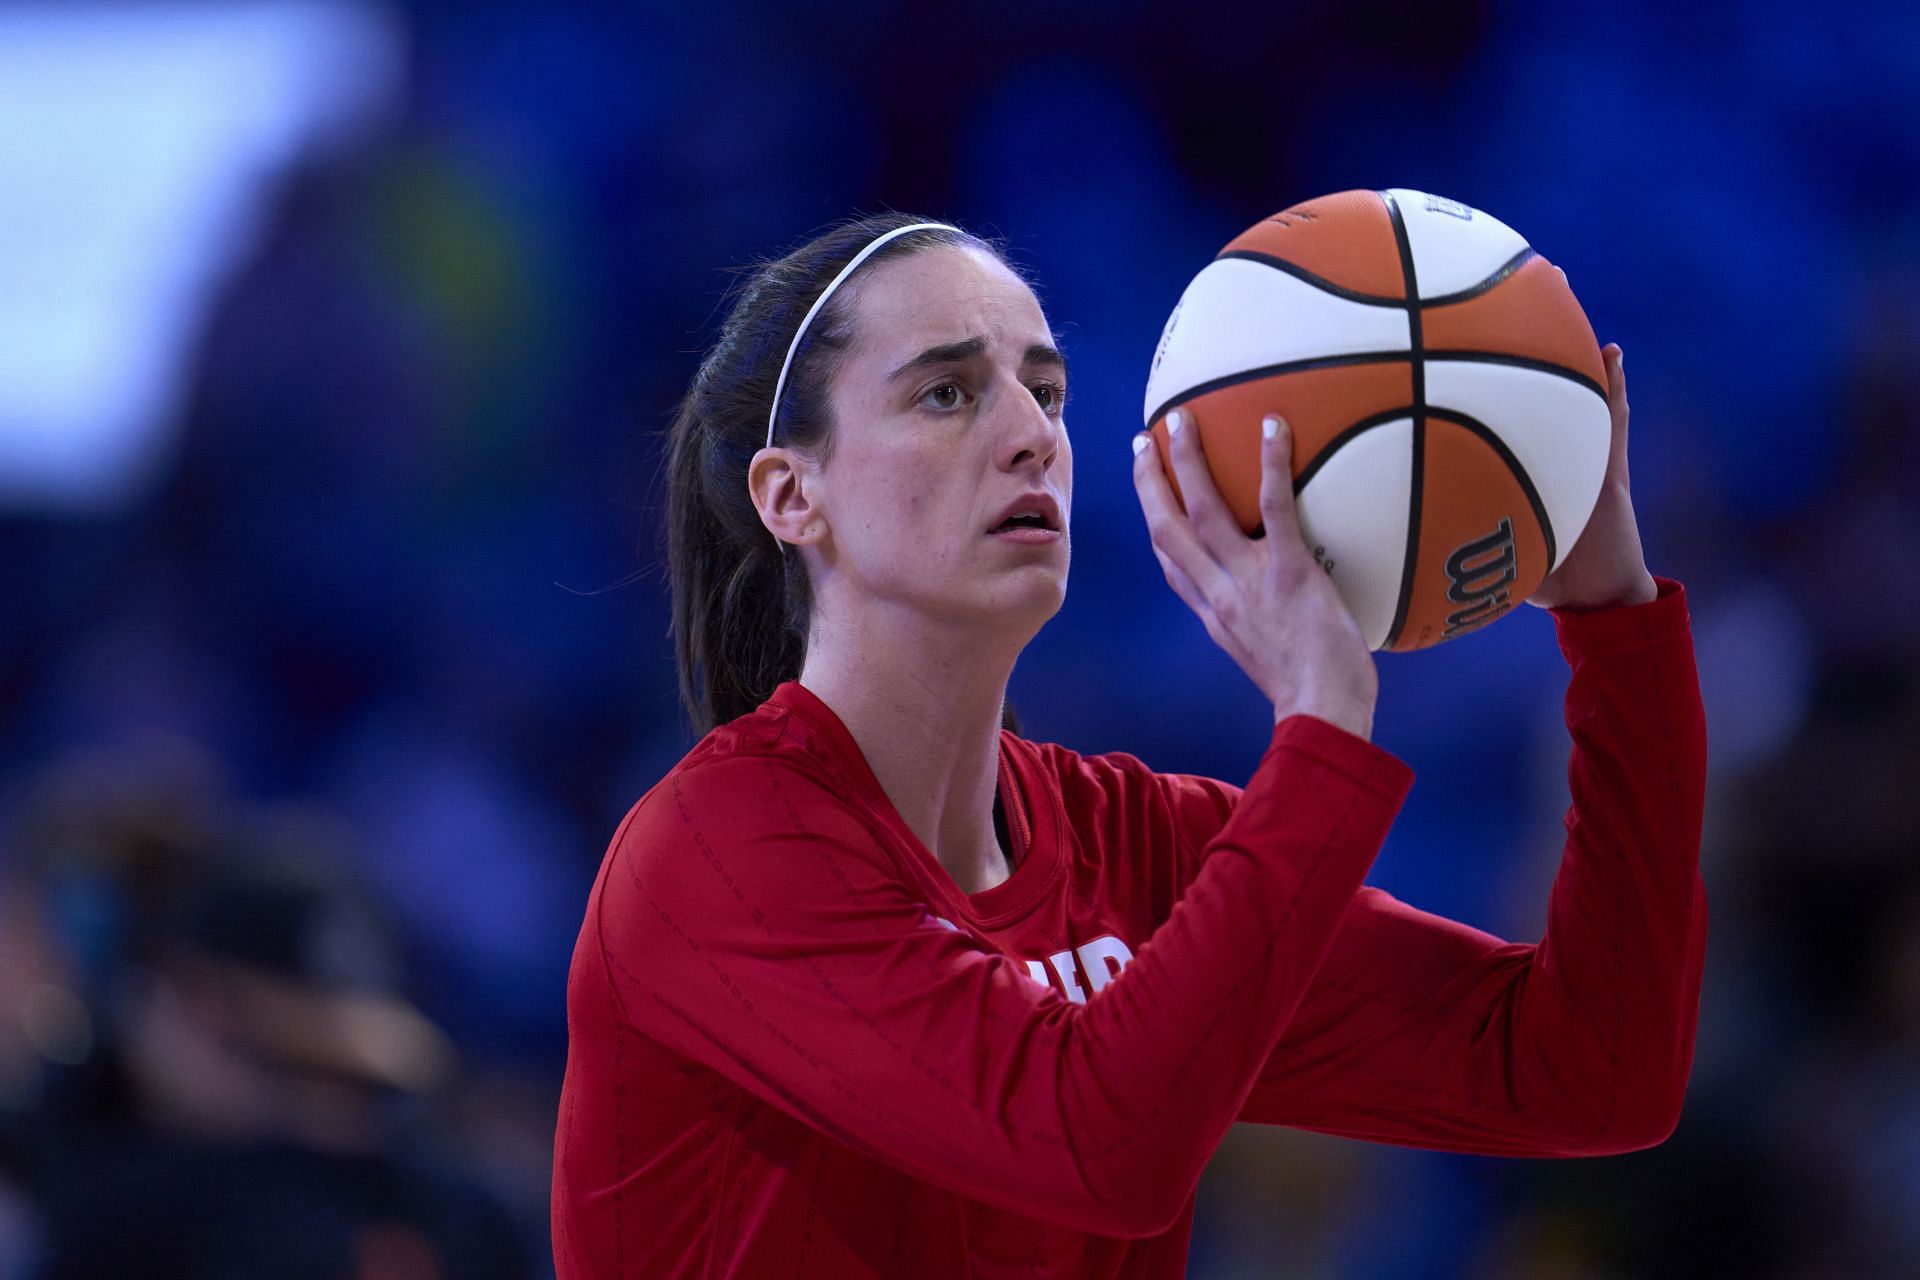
(1529, 574, 1708, 1145)
(1052, 715, 1408, 1224)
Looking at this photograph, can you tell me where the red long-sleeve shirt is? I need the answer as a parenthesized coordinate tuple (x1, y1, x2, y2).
(553, 578, 1707, 1279)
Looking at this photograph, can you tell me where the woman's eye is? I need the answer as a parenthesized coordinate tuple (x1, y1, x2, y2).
(921, 383, 963, 410)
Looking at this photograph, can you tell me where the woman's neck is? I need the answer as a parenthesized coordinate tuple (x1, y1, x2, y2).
(798, 609, 1021, 897)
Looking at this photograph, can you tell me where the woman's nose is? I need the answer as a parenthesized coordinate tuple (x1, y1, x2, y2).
(999, 388, 1061, 472)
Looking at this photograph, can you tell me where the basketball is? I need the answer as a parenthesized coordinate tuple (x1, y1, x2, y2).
(1142, 188, 1612, 651)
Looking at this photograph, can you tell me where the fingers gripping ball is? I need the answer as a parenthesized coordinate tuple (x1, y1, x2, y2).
(1143, 189, 1612, 651)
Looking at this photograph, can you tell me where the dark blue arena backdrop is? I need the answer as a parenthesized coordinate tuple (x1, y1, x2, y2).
(2, 1, 1918, 1276)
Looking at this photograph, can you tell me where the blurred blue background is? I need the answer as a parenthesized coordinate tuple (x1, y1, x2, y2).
(4, 0, 1918, 1275)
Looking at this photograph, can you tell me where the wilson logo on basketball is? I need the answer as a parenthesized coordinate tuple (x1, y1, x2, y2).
(1441, 518, 1518, 639)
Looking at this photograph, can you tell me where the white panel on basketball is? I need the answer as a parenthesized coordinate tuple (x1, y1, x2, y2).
(1294, 418, 1414, 651)
(1423, 361, 1611, 570)
(1384, 188, 1530, 302)
(1142, 257, 1411, 423)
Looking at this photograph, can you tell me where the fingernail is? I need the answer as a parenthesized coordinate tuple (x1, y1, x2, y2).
(1617, 348, 1625, 370)
(1262, 415, 1280, 440)
(1132, 434, 1149, 457)
(1167, 408, 1185, 436)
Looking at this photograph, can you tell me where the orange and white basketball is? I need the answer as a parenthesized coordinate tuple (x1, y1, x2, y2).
(1143, 188, 1611, 651)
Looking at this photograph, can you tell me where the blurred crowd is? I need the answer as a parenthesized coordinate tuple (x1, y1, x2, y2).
(0, 748, 529, 1277)
(4, 1, 1918, 1276)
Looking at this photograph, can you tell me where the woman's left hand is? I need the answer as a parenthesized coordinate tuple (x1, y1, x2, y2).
(1527, 343, 1659, 612)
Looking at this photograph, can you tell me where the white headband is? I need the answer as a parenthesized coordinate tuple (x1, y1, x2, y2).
(765, 222, 960, 449)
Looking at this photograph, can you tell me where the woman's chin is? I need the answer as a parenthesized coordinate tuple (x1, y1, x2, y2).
(985, 570, 1067, 625)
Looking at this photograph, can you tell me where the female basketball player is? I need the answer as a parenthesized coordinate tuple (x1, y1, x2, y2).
(552, 215, 1705, 1279)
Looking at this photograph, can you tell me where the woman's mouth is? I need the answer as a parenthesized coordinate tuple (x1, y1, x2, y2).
(988, 525, 1063, 545)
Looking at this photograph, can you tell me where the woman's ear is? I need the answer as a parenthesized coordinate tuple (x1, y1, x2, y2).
(748, 447, 827, 549)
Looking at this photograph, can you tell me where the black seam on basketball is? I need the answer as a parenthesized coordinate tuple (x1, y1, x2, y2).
(1212, 250, 1406, 307)
(1419, 248, 1538, 307)
(1424, 409, 1559, 569)
(1144, 352, 1412, 428)
(1289, 407, 1415, 493)
(1382, 191, 1423, 650)
(1423, 351, 1608, 400)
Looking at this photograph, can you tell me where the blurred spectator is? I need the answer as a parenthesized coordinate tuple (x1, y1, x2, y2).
(2, 744, 528, 1280)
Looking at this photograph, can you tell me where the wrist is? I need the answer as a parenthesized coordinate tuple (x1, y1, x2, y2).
(1277, 698, 1374, 742)
(1553, 570, 1659, 612)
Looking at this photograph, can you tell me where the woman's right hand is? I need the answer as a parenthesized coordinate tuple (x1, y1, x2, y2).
(1131, 409, 1379, 741)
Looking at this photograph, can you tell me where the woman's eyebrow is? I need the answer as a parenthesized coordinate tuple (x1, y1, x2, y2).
(884, 337, 1069, 382)
(885, 337, 987, 382)
(1025, 342, 1068, 378)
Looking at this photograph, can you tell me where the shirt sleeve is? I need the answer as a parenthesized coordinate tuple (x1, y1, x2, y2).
(1165, 577, 1708, 1156)
(592, 716, 1412, 1239)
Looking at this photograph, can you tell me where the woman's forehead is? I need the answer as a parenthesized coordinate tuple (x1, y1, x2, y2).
(844, 246, 1050, 363)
